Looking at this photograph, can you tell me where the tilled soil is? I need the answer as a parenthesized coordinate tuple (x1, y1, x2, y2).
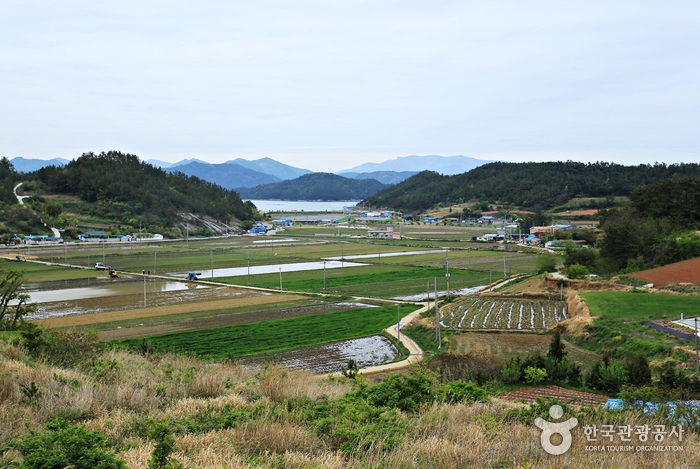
(498, 385, 610, 406)
(35, 292, 306, 329)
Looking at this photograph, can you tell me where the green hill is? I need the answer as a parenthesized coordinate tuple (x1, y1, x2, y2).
(31, 152, 257, 235)
(236, 172, 389, 201)
(361, 161, 700, 211)
(0, 158, 17, 205)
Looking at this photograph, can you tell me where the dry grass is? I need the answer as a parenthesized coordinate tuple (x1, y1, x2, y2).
(2, 339, 700, 468)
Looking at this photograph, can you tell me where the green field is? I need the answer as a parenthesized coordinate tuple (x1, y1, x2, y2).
(571, 291, 699, 361)
(217, 265, 491, 297)
(581, 291, 700, 319)
(111, 304, 416, 359)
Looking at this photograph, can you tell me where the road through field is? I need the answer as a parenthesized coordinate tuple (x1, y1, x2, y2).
(329, 303, 427, 377)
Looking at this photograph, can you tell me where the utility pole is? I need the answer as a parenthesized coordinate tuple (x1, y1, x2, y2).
(445, 250, 450, 299)
(427, 281, 430, 309)
(397, 304, 401, 343)
(210, 249, 214, 279)
(435, 277, 440, 350)
(279, 268, 283, 291)
(323, 261, 327, 292)
(247, 254, 251, 286)
(143, 276, 147, 307)
(503, 254, 506, 279)
(154, 250, 157, 273)
(695, 316, 700, 373)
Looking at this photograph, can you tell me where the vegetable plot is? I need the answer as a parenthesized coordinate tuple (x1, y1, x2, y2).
(440, 297, 566, 330)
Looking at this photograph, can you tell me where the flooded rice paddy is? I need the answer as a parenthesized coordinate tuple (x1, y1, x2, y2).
(393, 285, 486, 301)
(324, 250, 447, 260)
(22, 276, 209, 304)
(240, 335, 399, 373)
(172, 260, 368, 278)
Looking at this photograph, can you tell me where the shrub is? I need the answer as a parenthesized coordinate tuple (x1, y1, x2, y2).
(12, 419, 126, 469)
(565, 264, 590, 279)
(500, 358, 522, 385)
(22, 326, 102, 367)
(543, 356, 579, 383)
(360, 368, 437, 413)
(148, 422, 182, 469)
(524, 367, 548, 384)
(625, 354, 652, 387)
(598, 362, 629, 393)
(438, 380, 488, 403)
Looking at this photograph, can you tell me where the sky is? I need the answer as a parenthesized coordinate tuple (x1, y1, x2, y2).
(1, 1, 699, 172)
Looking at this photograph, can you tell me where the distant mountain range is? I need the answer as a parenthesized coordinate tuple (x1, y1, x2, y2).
(338, 155, 493, 176)
(9, 157, 70, 172)
(168, 161, 282, 189)
(9, 154, 493, 197)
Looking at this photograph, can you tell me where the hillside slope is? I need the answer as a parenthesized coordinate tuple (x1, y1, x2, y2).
(237, 173, 388, 201)
(32, 152, 257, 231)
(362, 161, 700, 211)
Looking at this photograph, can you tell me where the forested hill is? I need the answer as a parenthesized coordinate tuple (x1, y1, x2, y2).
(361, 161, 700, 211)
(236, 173, 389, 201)
(0, 158, 17, 205)
(33, 152, 257, 224)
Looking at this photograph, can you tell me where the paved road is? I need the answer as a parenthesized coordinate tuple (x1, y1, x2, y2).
(14, 182, 61, 238)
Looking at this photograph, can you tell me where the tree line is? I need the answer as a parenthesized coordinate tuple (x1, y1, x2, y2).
(362, 161, 700, 211)
(237, 172, 388, 201)
(31, 152, 257, 231)
(555, 176, 700, 275)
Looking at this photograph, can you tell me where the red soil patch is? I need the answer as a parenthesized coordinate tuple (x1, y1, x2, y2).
(498, 385, 609, 406)
(554, 209, 599, 216)
(628, 257, 700, 288)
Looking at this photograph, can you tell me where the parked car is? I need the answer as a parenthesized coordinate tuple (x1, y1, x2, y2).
(95, 262, 110, 270)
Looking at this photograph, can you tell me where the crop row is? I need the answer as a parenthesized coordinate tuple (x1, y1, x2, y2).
(440, 298, 567, 330)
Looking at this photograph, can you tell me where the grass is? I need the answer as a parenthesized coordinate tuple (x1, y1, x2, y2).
(111, 304, 417, 359)
(581, 291, 700, 320)
(217, 265, 492, 297)
(0, 260, 100, 282)
(570, 291, 698, 362)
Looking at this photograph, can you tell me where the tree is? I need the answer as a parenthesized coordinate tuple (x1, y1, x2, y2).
(536, 253, 557, 273)
(547, 331, 567, 362)
(0, 268, 36, 329)
(625, 354, 652, 387)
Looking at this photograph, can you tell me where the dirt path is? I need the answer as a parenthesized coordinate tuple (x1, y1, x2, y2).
(13, 182, 30, 205)
(328, 304, 427, 377)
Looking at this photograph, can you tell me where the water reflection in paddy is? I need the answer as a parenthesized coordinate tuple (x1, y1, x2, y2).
(174, 260, 367, 279)
(22, 277, 209, 304)
(242, 335, 399, 373)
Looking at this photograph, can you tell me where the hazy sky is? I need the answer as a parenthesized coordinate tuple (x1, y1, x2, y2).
(2, 1, 699, 172)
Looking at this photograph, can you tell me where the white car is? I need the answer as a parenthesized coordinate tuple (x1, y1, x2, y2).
(95, 262, 109, 270)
